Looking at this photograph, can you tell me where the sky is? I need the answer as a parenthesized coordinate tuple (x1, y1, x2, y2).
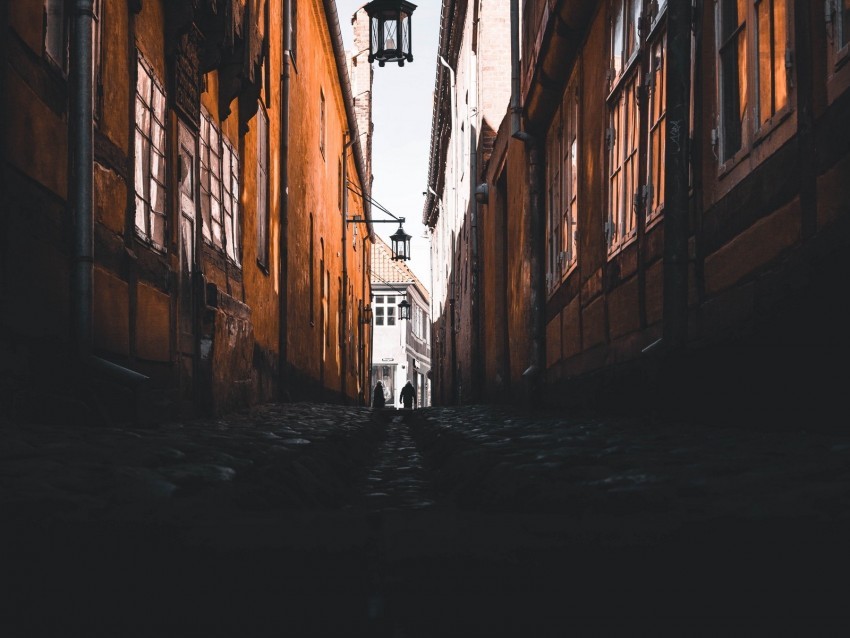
(336, 0, 441, 290)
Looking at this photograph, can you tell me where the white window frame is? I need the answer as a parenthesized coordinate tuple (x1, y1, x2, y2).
(134, 53, 168, 251)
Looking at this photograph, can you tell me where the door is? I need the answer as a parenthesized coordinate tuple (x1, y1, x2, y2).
(177, 121, 199, 413)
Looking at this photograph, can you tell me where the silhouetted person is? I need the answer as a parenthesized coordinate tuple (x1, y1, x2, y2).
(372, 382, 386, 408)
(399, 381, 416, 410)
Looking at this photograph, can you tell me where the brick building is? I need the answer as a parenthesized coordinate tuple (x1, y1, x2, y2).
(0, 0, 376, 423)
(425, 0, 850, 424)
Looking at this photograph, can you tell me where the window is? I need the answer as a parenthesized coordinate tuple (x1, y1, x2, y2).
(606, 0, 643, 254)
(338, 158, 343, 211)
(257, 107, 269, 270)
(841, 0, 850, 50)
(604, 0, 675, 252)
(200, 108, 241, 265)
(222, 138, 241, 264)
(45, 0, 67, 70)
(374, 295, 397, 326)
(546, 68, 579, 294)
(320, 89, 326, 159)
(289, 0, 298, 63)
(93, 0, 103, 120)
(134, 54, 167, 250)
(310, 215, 316, 325)
(715, 0, 791, 163)
(646, 32, 667, 221)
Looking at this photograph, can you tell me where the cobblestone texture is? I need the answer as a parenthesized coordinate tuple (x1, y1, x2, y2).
(2, 402, 850, 636)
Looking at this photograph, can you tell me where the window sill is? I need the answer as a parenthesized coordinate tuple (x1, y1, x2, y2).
(827, 44, 850, 104)
(606, 232, 637, 260)
(752, 104, 794, 148)
(134, 231, 166, 255)
(646, 209, 664, 233)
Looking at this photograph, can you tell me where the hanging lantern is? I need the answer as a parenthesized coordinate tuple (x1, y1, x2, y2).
(397, 297, 411, 320)
(364, 0, 417, 67)
(389, 223, 412, 261)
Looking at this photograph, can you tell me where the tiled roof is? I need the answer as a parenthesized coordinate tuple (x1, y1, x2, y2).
(371, 235, 430, 303)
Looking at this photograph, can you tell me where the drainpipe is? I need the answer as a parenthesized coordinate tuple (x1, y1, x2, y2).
(510, 0, 544, 403)
(70, 0, 95, 362)
(438, 56, 458, 228)
(69, 0, 149, 422)
(663, 0, 692, 352)
(341, 133, 354, 404)
(469, 51, 481, 402)
(279, 0, 292, 400)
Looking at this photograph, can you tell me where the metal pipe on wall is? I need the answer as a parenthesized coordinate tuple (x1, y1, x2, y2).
(70, 0, 95, 361)
(278, 0, 292, 400)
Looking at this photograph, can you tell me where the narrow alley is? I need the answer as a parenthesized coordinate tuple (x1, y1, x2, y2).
(3, 402, 850, 635)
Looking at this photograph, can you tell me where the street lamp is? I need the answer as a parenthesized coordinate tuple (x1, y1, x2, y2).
(345, 182, 412, 261)
(397, 297, 411, 320)
(364, 0, 417, 67)
(389, 223, 412, 262)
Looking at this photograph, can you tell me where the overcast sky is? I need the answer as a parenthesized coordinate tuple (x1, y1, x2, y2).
(336, 0, 441, 289)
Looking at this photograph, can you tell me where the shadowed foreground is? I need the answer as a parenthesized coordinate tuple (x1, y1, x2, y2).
(2, 403, 850, 635)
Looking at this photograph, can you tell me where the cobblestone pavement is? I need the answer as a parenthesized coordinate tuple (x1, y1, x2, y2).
(2, 402, 850, 636)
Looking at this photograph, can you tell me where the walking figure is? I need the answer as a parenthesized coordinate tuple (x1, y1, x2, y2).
(372, 382, 386, 408)
(399, 381, 417, 410)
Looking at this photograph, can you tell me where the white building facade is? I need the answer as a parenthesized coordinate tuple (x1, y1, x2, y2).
(370, 237, 431, 407)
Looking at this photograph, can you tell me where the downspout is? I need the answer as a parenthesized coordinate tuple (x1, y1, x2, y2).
(662, 0, 692, 352)
(70, 0, 148, 421)
(70, 0, 95, 363)
(341, 133, 354, 404)
(510, 0, 544, 403)
(279, 0, 292, 400)
(469, 51, 481, 402)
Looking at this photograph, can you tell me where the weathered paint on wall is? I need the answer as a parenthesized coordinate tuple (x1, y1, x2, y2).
(1, 0, 373, 422)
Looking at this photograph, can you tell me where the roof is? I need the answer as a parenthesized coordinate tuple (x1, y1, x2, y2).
(371, 235, 430, 303)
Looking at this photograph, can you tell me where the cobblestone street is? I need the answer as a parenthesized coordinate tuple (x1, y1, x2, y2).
(3, 403, 850, 636)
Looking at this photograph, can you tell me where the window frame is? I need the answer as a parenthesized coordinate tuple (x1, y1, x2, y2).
(44, 0, 68, 73)
(545, 65, 580, 296)
(645, 25, 667, 226)
(319, 88, 326, 159)
(827, 0, 850, 104)
(256, 106, 270, 272)
(714, 0, 795, 177)
(200, 107, 242, 267)
(606, 0, 645, 257)
(133, 52, 168, 252)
